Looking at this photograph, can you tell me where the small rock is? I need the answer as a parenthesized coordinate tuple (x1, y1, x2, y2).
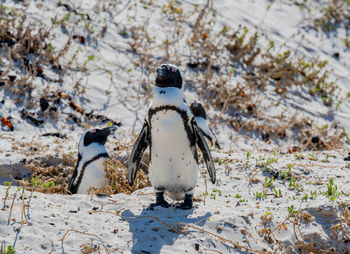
(194, 243, 199, 251)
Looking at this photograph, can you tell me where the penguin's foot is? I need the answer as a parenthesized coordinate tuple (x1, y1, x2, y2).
(148, 192, 170, 210)
(148, 201, 170, 210)
(177, 194, 193, 210)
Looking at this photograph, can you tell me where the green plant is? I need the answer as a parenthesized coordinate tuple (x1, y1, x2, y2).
(1, 242, 15, 254)
(288, 178, 303, 191)
(264, 210, 271, 217)
(345, 37, 350, 48)
(288, 205, 298, 216)
(245, 152, 250, 167)
(217, 159, 224, 165)
(83, 55, 95, 68)
(294, 154, 305, 160)
(263, 176, 274, 188)
(308, 152, 318, 161)
(3, 182, 12, 209)
(281, 164, 293, 180)
(31, 176, 41, 187)
(5, 246, 15, 254)
(210, 189, 222, 199)
(326, 178, 338, 200)
(273, 188, 282, 198)
(246, 152, 251, 159)
(256, 156, 278, 171)
(31, 176, 55, 189)
(254, 191, 266, 200)
(310, 190, 318, 199)
(322, 153, 330, 163)
(42, 181, 55, 188)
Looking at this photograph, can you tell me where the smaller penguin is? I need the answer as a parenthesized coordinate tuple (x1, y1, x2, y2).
(190, 101, 221, 149)
(68, 125, 117, 194)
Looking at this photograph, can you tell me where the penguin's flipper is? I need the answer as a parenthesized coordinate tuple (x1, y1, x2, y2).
(192, 121, 216, 184)
(197, 124, 221, 150)
(128, 121, 150, 186)
(190, 101, 221, 150)
(67, 180, 78, 194)
(67, 167, 78, 194)
(67, 153, 82, 194)
(209, 127, 221, 149)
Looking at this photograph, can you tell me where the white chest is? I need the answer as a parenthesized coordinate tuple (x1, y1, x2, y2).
(148, 109, 198, 200)
(75, 156, 109, 194)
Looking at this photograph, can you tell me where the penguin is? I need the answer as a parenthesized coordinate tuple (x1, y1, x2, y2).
(190, 100, 221, 149)
(68, 125, 117, 194)
(128, 64, 216, 210)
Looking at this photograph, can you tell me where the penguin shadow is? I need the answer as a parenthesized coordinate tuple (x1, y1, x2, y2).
(122, 208, 211, 254)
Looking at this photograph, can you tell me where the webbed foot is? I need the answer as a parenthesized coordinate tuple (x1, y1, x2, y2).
(148, 192, 170, 210)
(177, 194, 193, 210)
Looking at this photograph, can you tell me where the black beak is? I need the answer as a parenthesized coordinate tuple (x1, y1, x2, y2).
(156, 67, 167, 82)
(97, 125, 117, 136)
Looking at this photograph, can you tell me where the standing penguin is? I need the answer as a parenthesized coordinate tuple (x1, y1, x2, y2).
(68, 126, 117, 194)
(190, 100, 221, 149)
(128, 64, 216, 210)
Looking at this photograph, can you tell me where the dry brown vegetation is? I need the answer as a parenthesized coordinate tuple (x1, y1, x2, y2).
(0, 1, 347, 149)
(0, 5, 68, 104)
(125, 0, 345, 150)
(17, 153, 75, 194)
(14, 138, 151, 196)
(290, 0, 350, 32)
(0, 3, 119, 130)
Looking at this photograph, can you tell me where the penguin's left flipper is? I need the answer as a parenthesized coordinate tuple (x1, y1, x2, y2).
(197, 125, 221, 149)
(192, 120, 216, 184)
(128, 121, 150, 186)
(67, 153, 82, 194)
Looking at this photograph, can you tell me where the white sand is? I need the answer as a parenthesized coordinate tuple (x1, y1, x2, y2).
(1, 149, 350, 253)
(1, 0, 350, 253)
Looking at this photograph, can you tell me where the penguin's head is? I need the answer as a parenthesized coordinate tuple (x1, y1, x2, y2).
(155, 64, 182, 89)
(81, 125, 117, 148)
(190, 101, 207, 119)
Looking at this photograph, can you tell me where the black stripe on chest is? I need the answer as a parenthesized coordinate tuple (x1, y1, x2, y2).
(148, 105, 197, 161)
(75, 152, 109, 192)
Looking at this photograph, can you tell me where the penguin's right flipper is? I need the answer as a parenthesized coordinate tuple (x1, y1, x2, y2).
(128, 121, 150, 186)
(192, 121, 216, 184)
